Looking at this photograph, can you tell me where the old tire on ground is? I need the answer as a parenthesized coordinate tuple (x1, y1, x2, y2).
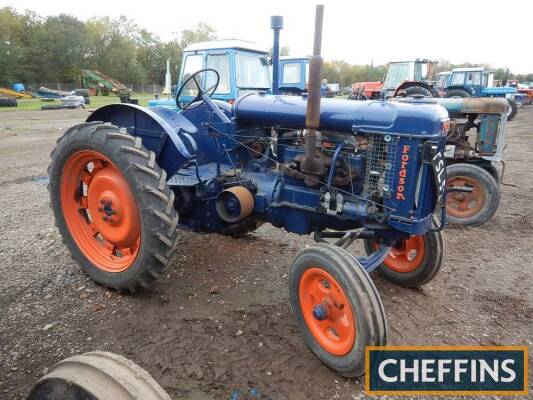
(404, 85, 432, 97)
(507, 99, 517, 121)
(48, 122, 179, 292)
(74, 88, 90, 97)
(445, 163, 500, 226)
(445, 89, 471, 98)
(0, 97, 17, 107)
(364, 224, 445, 287)
(290, 243, 387, 377)
(28, 351, 170, 400)
(42, 104, 67, 111)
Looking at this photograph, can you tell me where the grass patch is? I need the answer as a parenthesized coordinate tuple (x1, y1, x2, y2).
(0, 93, 160, 112)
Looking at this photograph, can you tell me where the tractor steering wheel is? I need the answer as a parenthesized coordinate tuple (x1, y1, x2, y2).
(176, 68, 220, 111)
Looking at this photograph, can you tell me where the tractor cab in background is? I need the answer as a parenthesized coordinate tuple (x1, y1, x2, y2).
(441, 67, 518, 120)
(149, 40, 271, 109)
(350, 59, 439, 100)
(278, 56, 310, 95)
(441, 67, 517, 99)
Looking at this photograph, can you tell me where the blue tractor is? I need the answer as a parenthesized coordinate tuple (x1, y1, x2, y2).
(48, 6, 449, 377)
(439, 67, 518, 120)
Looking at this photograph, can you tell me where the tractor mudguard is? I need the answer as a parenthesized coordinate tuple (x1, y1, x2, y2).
(87, 103, 197, 176)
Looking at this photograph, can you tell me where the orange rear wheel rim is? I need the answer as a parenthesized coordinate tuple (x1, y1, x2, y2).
(60, 150, 141, 272)
(378, 236, 425, 273)
(299, 268, 356, 356)
(446, 176, 486, 218)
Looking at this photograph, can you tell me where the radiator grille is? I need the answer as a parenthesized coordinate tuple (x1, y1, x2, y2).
(364, 135, 399, 198)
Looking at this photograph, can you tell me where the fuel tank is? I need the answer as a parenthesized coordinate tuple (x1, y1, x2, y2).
(233, 94, 448, 137)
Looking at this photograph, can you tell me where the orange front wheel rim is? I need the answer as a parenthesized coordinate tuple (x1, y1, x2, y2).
(446, 176, 486, 218)
(299, 268, 356, 356)
(380, 235, 425, 273)
(60, 150, 141, 272)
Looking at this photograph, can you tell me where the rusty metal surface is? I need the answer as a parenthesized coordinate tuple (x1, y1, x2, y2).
(302, 5, 325, 177)
(461, 98, 509, 114)
(28, 351, 171, 400)
(305, 4, 325, 130)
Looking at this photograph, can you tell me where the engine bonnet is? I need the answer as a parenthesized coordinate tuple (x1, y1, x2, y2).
(234, 94, 448, 137)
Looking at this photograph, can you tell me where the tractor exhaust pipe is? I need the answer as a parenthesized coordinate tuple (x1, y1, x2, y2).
(301, 4, 325, 176)
(271, 15, 284, 95)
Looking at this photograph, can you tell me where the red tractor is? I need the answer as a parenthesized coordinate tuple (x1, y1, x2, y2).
(349, 59, 439, 100)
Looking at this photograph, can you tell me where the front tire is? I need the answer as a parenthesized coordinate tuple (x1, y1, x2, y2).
(364, 227, 445, 288)
(290, 243, 387, 377)
(507, 99, 517, 121)
(445, 163, 500, 226)
(48, 122, 179, 292)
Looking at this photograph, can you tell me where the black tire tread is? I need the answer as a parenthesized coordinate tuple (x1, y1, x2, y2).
(289, 243, 387, 377)
(48, 122, 179, 292)
(507, 99, 517, 121)
(445, 89, 471, 98)
(446, 163, 500, 226)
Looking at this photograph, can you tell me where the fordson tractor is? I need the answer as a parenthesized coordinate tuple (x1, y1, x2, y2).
(48, 6, 448, 377)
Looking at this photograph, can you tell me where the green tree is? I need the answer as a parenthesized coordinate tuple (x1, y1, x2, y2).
(29, 14, 89, 82)
(179, 22, 217, 49)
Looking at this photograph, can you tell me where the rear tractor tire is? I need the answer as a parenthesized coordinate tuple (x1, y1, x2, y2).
(290, 243, 387, 377)
(403, 85, 432, 97)
(364, 225, 445, 288)
(48, 122, 179, 292)
(445, 163, 500, 226)
(445, 89, 471, 98)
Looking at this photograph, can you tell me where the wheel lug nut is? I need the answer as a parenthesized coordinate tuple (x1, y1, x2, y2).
(102, 216, 108, 221)
(97, 207, 103, 212)
(313, 304, 328, 321)
(100, 199, 105, 204)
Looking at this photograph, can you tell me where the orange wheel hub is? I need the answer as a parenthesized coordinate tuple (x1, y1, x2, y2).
(379, 236, 425, 273)
(60, 150, 141, 272)
(299, 268, 356, 356)
(446, 176, 486, 218)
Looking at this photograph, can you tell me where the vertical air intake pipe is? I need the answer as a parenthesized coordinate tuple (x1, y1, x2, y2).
(301, 4, 325, 176)
(271, 15, 284, 95)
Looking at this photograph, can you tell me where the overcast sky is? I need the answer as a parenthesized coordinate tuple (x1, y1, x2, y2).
(3, 0, 532, 74)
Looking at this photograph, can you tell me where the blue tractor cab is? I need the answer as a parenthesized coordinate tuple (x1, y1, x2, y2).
(149, 40, 271, 109)
(278, 56, 310, 94)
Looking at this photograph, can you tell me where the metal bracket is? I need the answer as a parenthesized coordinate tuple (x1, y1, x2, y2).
(357, 246, 391, 273)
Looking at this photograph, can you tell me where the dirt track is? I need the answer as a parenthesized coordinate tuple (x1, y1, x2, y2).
(0, 108, 532, 399)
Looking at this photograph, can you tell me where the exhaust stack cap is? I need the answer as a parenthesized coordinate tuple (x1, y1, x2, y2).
(270, 16, 284, 30)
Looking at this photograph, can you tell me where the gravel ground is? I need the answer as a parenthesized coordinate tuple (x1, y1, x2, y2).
(0, 107, 531, 399)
